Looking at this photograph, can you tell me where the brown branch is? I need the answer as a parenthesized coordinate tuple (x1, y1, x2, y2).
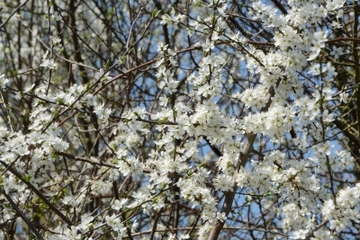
(57, 152, 117, 169)
(207, 77, 281, 240)
(0, 160, 73, 226)
(207, 133, 256, 240)
(326, 37, 360, 43)
(4, 191, 44, 240)
(0, 0, 30, 29)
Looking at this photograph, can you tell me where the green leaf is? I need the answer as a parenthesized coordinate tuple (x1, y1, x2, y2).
(152, 9, 162, 18)
(104, 60, 110, 69)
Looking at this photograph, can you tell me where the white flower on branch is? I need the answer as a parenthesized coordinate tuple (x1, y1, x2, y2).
(40, 51, 57, 69)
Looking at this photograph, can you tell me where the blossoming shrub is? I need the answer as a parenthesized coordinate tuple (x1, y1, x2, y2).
(0, 0, 359, 239)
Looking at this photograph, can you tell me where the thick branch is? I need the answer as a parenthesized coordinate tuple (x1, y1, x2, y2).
(0, 161, 73, 226)
(207, 133, 256, 240)
(207, 78, 280, 239)
(4, 191, 44, 240)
